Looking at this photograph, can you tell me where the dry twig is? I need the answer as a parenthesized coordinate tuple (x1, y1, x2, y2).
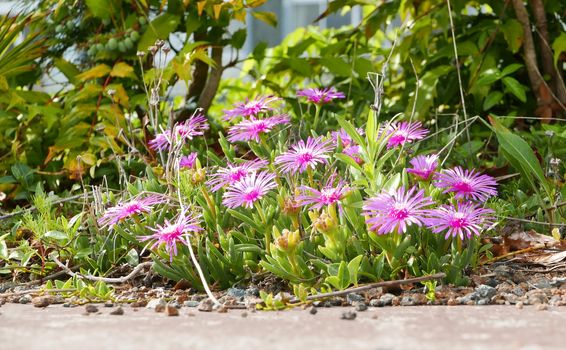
(289, 272, 446, 304)
(50, 254, 152, 284)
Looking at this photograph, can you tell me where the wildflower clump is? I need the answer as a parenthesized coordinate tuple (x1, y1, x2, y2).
(96, 84, 499, 294)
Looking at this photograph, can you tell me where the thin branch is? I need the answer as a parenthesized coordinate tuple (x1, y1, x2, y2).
(288, 273, 446, 304)
(51, 254, 152, 284)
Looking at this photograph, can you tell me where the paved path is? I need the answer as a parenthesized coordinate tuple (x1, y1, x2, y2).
(1, 304, 564, 350)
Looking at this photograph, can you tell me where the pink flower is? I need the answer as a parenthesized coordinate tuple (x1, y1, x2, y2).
(223, 96, 282, 121)
(176, 114, 209, 140)
(384, 121, 429, 148)
(435, 166, 497, 202)
(179, 152, 198, 169)
(139, 210, 203, 262)
(297, 87, 345, 104)
(343, 145, 363, 164)
(206, 159, 268, 192)
(98, 195, 165, 229)
(297, 180, 349, 210)
(149, 131, 172, 152)
(149, 114, 209, 152)
(331, 128, 364, 148)
(222, 171, 277, 209)
(425, 202, 495, 239)
(363, 186, 434, 234)
(227, 115, 290, 143)
(407, 154, 439, 181)
(275, 136, 334, 174)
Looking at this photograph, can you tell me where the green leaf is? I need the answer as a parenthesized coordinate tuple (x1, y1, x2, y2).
(337, 261, 350, 289)
(552, 32, 566, 66)
(320, 57, 352, 76)
(500, 64, 523, 77)
(231, 29, 247, 49)
(85, 0, 119, 20)
(483, 91, 503, 110)
(501, 19, 523, 53)
(287, 58, 312, 76)
(110, 62, 136, 78)
(76, 64, 111, 81)
(487, 116, 551, 199)
(251, 11, 277, 27)
(476, 68, 500, 87)
(54, 58, 79, 85)
(138, 14, 181, 51)
(347, 255, 363, 286)
(502, 76, 527, 102)
(44, 231, 67, 241)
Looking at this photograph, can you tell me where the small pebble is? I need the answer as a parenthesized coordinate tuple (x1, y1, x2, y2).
(155, 303, 166, 313)
(32, 296, 51, 308)
(85, 305, 98, 313)
(198, 299, 214, 312)
(447, 298, 458, 306)
(18, 295, 32, 304)
(166, 304, 179, 316)
(354, 302, 368, 312)
(516, 302, 524, 310)
(241, 311, 248, 318)
(104, 302, 114, 308)
(309, 306, 318, 315)
(217, 306, 228, 313)
(536, 304, 548, 311)
(187, 312, 196, 317)
(183, 300, 200, 308)
(110, 307, 124, 315)
(341, 311, 357, 320)
(371, 314, 378, 320)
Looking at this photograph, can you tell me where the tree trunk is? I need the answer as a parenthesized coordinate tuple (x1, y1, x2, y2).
(511, 0, 553, 120)
(197, 46, 224, 115)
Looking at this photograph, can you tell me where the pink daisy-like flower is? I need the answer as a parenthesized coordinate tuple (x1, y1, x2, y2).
(331, 128, 364, 148)
(98, 195, 165, 229)
(407, 154, 439, 181)
(138, 210, 203, 262)
(296, 180, 349, 210)
(223, 96, 282, 121)
(149, 131, 172, 152)
(274, 136, 334, 174)
(343, 145, 363, 164)
(435, 166, 497, 202)
(297, 87, 345, 104)
(363, 186, 434, 234)
(384, 121, 429, 149)
(425, 202, 495, 239)
(206, 159, 268, 192)
(227, 115, 290, 143)
(179, 152, 198, 169)
(222, 171, 277, 209)
(176, 114, 209, 140)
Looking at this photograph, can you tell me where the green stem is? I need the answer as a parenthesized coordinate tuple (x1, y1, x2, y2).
(312, 105, 321, 130)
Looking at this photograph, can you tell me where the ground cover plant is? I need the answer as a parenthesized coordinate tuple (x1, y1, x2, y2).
(1, 0, 565, 307)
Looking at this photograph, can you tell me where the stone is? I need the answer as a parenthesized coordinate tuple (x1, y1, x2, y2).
(216, 306, 228, 313)
(475, 285, 496, 300)
(183, 300, 200, 308)
(18, 295, 32, 304)
(110, 307, 124, 315)
(166, 304, 179, 316)
(375, 293, 395, 307)
(309, 306, 318, 315)
(536, 303, 548, 311)
(197, 298, 214, 312)
(104, 302, 114, 308)
(32, 296, 52, 308)
(155, 303, 166, 313)
(516, 302, 524, 309)
(400, 296, 415, 306)
(227, 288, 246, 300)
(354, 302, 368, 312)
(245, 287, 260, 297)
(346, 293, 364, 304)
(146, 298, 166, 310)
(341, 311, 357, 320)
(85, 305, 98, 313)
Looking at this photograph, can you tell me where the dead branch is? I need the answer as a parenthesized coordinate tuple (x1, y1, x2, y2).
(197, 46, 224, 115)
(288, 272, 446, 304)
(51, 255, 152, 284)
